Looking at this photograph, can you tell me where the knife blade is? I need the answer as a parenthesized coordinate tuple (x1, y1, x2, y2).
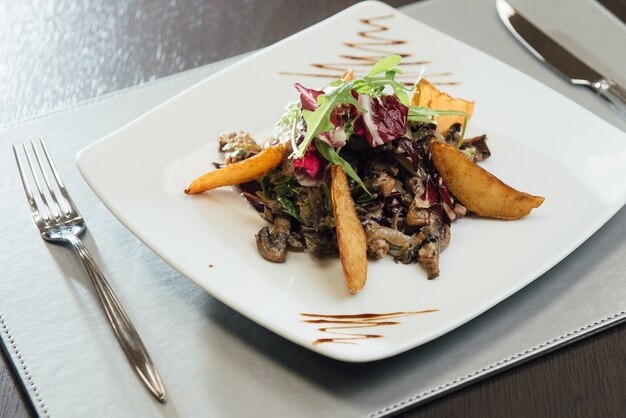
(496, 0, 626, 117)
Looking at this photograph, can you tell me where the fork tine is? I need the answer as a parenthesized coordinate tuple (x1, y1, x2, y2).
(31, 139, 67, 218)
(39, 137, 79, 217)
(20, 142, 56, 221)
(13, 145, 44, 226)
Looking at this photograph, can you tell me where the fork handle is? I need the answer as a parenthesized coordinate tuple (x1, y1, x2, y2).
(66, 235, 166, 402)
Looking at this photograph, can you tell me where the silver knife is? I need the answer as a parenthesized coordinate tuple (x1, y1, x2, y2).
(496, 0, 626, 116)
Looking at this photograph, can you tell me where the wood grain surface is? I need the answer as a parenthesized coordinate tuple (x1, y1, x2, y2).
(1, 1, 625, 417)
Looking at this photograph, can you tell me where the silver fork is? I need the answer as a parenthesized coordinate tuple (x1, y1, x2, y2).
(13, 138, 166, 403)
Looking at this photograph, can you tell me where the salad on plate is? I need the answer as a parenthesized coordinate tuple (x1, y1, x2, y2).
(184, 55, 544, 293)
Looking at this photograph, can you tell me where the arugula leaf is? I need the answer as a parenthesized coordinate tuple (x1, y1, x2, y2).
(352, 77, 411, 106)
(273, 176, 302, 220)
(294, 55, 469, 159)
(328, 79, 343, 87)
(408, 106, 466, 117)
(408, 106, 469, 146)
(322, 183, 333, 213)
(260, 175, 271, 198)
(407, 114, 433, 124)
(273, 176, 300, 197)
(355, 192, 378, 206)
(297, 83, 359, 158)
(458, 115, 468, 147)
(315, 139, 371, 195)
(385, 69, 409, 105)
(367, 55, 402, 77)
(296, 55, 410, 157)
(276, 194, 301, 221)
(394, 89, 410, 106)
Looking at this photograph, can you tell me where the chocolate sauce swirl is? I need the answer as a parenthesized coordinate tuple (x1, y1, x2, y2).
(301, 310, 438, 345)
(279, 15, 458, 86)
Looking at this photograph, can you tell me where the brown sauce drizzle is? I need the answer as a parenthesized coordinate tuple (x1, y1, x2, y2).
(301, 309, 438, 345)
(279, 15, 459, 86)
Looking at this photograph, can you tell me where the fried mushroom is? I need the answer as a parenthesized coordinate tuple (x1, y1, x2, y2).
(255, 215, 291, 262)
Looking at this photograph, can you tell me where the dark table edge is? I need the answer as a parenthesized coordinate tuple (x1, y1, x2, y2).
(380, 313, 626, 417)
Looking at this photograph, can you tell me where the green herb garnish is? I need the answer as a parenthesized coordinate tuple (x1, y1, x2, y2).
(276, 194, 300, 220)
(315, 139, 371, 195)
(290, 55, 470, 196)
(295, 55, 468, 158)
(274, 176, 302, 221)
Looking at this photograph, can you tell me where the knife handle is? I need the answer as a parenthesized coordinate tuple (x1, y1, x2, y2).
(593, 79, 626, 119)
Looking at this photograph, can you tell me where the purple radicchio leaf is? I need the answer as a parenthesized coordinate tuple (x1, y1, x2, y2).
(352, 94, 409, 147)
(294, 83, 349, 148)
(415, 179, 439, 209)
(397, 137, 420, 169)
(294, 83, 324, 112)
(318, 106, 348, 147)
(434, 172, 459, 224)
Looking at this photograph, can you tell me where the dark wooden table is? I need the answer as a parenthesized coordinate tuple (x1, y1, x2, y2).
(1, 1, 625, 417)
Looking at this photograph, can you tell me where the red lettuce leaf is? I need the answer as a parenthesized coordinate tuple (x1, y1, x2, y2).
(293, 145, 326, 186)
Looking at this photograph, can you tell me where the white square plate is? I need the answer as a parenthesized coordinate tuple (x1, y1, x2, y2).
(76, 1, 626, 362)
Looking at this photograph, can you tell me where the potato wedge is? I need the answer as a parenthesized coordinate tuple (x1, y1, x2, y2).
(431, 141, 544, 219)
(411, 79, 474, 134)
(184, 144, 285, 194)
(330, 165, 367, 293)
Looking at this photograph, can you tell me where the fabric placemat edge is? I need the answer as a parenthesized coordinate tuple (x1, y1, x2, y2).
(370, 311, 626, 417)
(1, 314, 49, 417)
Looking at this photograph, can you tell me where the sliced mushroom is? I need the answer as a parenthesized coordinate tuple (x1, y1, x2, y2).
(418, 237, 440, 279)
(406, 205, 440, 227)
(364, 221, 390, 260)
(461, 134, 490, 162)
(255, 215, 291, 263)
(307, 187, 326, 224)
(354, 194, 449, 278)
(301, 226, 337, 257)
(443, 124, 491, 163)
(287, 231, 305, 252)
(366, 160, 400, 177)
(440, 224, 451, 252)
(370, 172, 396, 197)
(453, 202, 467, 219)
(365, 222, 414, 248)
(444, 123, 462, 146)
(404, 175, 423, 198)
(394, 224, 443, 279)
(367, 238, 389, 260)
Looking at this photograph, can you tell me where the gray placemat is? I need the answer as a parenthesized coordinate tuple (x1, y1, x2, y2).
(1, 0, 625, 417)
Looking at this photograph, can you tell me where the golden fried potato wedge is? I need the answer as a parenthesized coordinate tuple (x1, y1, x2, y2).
(330, 165, 367, 293)
(184, 144, 285, 194)
(411, 79, 474, 134)
(341, 67, 354, 82)
(431, 141, 544, 219)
